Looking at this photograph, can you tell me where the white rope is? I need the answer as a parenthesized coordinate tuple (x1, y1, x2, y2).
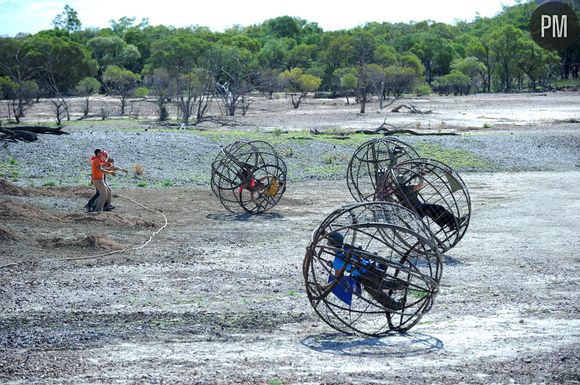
(0, 193, 168, 269)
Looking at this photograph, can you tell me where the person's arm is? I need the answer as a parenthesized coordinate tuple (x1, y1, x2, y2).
(109, 164, 129, 174)
(98, 165, 116, 175)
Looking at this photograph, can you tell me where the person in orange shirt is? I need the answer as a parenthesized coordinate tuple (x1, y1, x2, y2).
(86, 150, 127, 212)
(90, 148, 117, 212)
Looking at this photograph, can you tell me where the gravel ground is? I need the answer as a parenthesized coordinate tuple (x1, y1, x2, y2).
(1, 123, 579, 189)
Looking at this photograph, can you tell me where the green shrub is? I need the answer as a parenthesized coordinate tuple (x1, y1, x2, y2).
(415, 83, 432, 96)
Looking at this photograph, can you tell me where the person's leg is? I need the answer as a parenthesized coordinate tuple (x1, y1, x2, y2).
(86, 189, 99, 211)
(94, 180, 108, 212)
(421, 203, 456, 229)
(104, 182, 112, 207)
(359, 272, 406, 311)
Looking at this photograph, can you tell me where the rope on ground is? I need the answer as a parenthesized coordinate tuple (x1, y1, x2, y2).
(0, 193, 168, 269)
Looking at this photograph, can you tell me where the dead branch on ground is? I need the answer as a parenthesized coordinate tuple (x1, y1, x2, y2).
(391, 104, 432, 114)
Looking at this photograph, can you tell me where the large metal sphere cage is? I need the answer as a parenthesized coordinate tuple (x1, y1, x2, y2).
(210, 140, 287, 214)
(347, 138, 419, 203)
(303, 202, 443, 336)
(380, 158, 471, 252)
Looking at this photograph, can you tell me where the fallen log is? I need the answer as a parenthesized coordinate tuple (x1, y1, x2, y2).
(391, 104, 432, 114)
(2, 125, 68, 135)
(0, 128, 38, 142)
(354, 127, 457, 136)
(356, 120, 458, 136)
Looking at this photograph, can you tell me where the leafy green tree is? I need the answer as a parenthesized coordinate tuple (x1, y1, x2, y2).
(517, 39, 560, 90)
(319, 32, 353, 91)
(488, 25, 525, 92)
(383, 66, 418, 98)
(349, 30, 376, 113)
(134, 87, 149, 98)
(52, 5, 81, 33)
(0, 76, 38, 123)
(109, 16, 149, 37)
(451, 56, 486, 92)
(257, 38, 294, 70)
(337, 70, 357, 105)
(209, 45, 257, 116)
(398, 52, 425, 76)
(149, 31, 212, 122)
(278, 68, 321, 108)
(0, 37, 38, 122)
(364, 64, 388, 108)
(410, 32, 456, 85)
(434, 70, 472, 95)
(254, 68, 281, 99)
(287, 43, 317, 69)
(88, 35, 141, 78)
(143, 67, 173, 121)
(103, 65, 140, 115)
(28, 32, 97, 121)
(264, 16, 300, 40)
(149, 31, 206, 75)
(76, 77, 101, 117)
(174, 68, 213, 124)
(466, 36, 496, 93)
(374, 45, 398, 68)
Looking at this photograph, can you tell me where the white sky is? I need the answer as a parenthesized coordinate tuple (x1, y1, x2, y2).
(0, 0, 522, 37)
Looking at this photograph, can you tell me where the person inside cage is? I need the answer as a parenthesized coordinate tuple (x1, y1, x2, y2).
(237, 163, 283, 201)
(325, 231, 407, 310)
(394, 170, 466, 231)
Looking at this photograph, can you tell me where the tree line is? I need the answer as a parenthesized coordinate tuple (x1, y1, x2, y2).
(0, 1, 578, 124)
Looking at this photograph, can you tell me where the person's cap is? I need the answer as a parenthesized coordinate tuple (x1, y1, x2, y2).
(102, 150, 109, 158)
(326, 231, 344, 246)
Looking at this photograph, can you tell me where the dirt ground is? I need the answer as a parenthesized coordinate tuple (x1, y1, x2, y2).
(1, 170, 579, 384)
(1, 93, 580, 384)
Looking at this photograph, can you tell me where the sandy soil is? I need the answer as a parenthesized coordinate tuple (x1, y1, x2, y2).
(1, 93, 580, 384)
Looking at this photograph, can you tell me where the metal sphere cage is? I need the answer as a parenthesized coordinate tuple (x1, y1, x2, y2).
(210, 140, 287, 214)
(382, 158, 471, 252)
(347, 138, 418, 203)
(303, 202, 443, 336)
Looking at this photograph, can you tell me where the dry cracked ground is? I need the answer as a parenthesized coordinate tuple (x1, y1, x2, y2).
(1, 93, 579, 385)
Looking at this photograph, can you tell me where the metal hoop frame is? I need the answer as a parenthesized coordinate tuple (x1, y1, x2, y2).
(381, 158, 471, 252)
(347, 138, 418, 202)
(303, 202, 443, 336)
(210, 140, 287, 214)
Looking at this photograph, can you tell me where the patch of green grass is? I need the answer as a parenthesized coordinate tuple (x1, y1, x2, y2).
(0, 159, 21, 180)
(267, 379, 283, 385)
(136, 181, 148, 188)
(483, 123, 492, 129)
(415, 142, 494, 171)
(197, 130, 279, 144)
(304, 164, 344, 177)
(42, 180, 58, 187)
(408, 289, 429, 299)
(160, 179, 175, 187)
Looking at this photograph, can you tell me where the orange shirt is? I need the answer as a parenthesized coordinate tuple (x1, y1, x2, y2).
(91, 156, 105, 181)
